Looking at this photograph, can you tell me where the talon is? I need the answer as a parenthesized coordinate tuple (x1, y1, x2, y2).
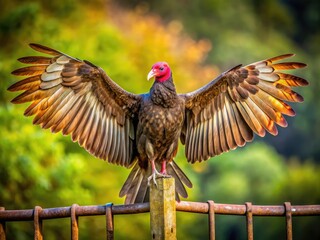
(147, 168, 170, 186)
(147, 160, 171, 186)
(147, 172, 158, 186)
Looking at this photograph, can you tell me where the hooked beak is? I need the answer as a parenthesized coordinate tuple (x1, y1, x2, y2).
(147, 69, 157, 81)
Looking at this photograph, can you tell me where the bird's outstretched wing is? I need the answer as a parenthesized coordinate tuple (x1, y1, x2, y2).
(180, 54, 308, 163)
(8, 43, 141, 167)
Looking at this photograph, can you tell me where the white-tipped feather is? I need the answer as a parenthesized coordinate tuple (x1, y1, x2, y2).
(41, 71, 62, 81)
(56, 55, 71, 64)
(40, 78, 63, 89)
(46, 62, 64, 72)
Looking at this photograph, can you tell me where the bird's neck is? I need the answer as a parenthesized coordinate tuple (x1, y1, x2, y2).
(150, 77, 177, 108)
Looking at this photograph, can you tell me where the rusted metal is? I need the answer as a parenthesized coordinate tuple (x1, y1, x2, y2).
(0, 203, 150, 221)
(1, 202, 319, 221)
(284, 202, 293, 240)
(176, 201, 320, 216)
(71, 204, 79, 240)
(106, 203, 114, 240)
(0, 201, 319, 240)
(33, 206, 43, 240)
(207, 201, 215, 240)
(0, 207, 5, 240)
(245, 202, 253, 240)
(150, 177, 176, 240)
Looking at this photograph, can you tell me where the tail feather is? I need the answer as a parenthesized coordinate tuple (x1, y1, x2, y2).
(119, 160, 192, 204)
(119, 163, 146, 204)
(169, 161, 193, 188)
(119, 163, 140, 197)
(167, 162, 188, 198)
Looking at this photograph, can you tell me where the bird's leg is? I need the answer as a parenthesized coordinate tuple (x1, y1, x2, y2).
(160, 160, 172, 178)
(147, 160, 168, 186)
(160, 161, 167, 175)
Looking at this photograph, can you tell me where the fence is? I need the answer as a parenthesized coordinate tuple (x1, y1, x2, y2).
(1, 178, 320, 240)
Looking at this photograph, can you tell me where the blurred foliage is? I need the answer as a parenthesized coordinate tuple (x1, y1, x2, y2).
(0, 0, 319, 239)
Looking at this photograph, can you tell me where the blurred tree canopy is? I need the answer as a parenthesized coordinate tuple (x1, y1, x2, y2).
(0, 0, 319, 239)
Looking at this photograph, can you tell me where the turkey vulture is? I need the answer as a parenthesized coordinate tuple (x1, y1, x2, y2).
(8, 44, 308, 204)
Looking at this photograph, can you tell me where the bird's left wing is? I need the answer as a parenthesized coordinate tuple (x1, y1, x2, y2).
(180, 54, 308, 163)
(8, 43, 142, 167)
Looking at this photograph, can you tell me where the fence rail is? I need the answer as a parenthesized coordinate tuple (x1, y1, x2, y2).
(1, 202, 319, 221)
(1, 178, 320, 240)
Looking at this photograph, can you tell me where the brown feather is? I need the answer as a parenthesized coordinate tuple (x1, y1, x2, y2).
(221, 94, 237, 149)
(255, 90, 296, 116)
(230, 103, 253, 142)
(207, 118, 214, 156)
(272, 62, 306, 70)
(40, 89, 73, 128)
(249, 93, 287, 127)
(277, 73, 309, 87)
(7, 75, 41, 92)
(40, 78, 62, 89)
(79, 101, 97, 146)
(51, 95, 82, 133)
(257, 81, 303, 102)
(246, 97, 278, 135)
(11, 87, 53, 104)
(202, 120, 209, 160)
(24, 100, 43, 116)
(29, 43, 61, 56)
(193, 123, 200, 161)
(240, 101, 265, 137)
(224, 97, 245, 147)
(212, 99, 222, 155)
(47, 97, 77, 130)
(18, 56, 52, 64)
(217, 95, 228, 152)
(266, 53, 295, 62)
(12, 66, 47, 76)
(98, 118, 110, 160)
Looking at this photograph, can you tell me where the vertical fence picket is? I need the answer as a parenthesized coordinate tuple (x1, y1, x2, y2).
(71, 204, 79, 240)
(284, 202, 293, 240)
(0, 207, 5, 240)
(106, 203, 114, 240)
(245, 202, 253, 240)
(33, 206, 43, 240)
(207, 201, 215, 240)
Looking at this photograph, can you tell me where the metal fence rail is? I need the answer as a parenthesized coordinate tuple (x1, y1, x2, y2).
(1, 201, 320, 240)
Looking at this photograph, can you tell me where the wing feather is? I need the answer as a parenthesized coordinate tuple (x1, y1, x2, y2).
(212, 100, 221, 155)
(224, 94, 245, 147)
(207, 118, 214, 156)
(217, 95, 229, 152)
(9, 43, 141, 167)
(221, 94, 237, 150)
(181, 53, 307, 163)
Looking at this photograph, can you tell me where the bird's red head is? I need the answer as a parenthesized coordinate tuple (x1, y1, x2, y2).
(147, 62, 171, 82)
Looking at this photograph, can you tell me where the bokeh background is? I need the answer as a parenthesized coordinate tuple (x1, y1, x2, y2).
(0, 0, 319, 239)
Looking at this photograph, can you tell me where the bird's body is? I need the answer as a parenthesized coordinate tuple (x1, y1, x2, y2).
(8, 44, 308, 204)
(137, 87, 184, 167)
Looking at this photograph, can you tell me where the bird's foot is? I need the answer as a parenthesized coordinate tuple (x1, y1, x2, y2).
(147, 169, 171, 186)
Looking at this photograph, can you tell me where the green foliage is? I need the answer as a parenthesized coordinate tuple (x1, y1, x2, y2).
(0, 0, 319, 239)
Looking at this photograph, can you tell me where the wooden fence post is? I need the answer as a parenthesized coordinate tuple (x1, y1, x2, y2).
(150, 177, 176, 240)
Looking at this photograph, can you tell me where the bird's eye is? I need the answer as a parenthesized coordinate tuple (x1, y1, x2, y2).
(159, 67, 164, 71)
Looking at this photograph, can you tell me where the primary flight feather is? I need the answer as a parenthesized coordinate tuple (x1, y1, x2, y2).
(8, 44, 308, 204)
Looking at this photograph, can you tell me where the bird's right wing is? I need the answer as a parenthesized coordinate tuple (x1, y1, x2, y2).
(8, 43, 142, 167)
(180, 54, 308, 163)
